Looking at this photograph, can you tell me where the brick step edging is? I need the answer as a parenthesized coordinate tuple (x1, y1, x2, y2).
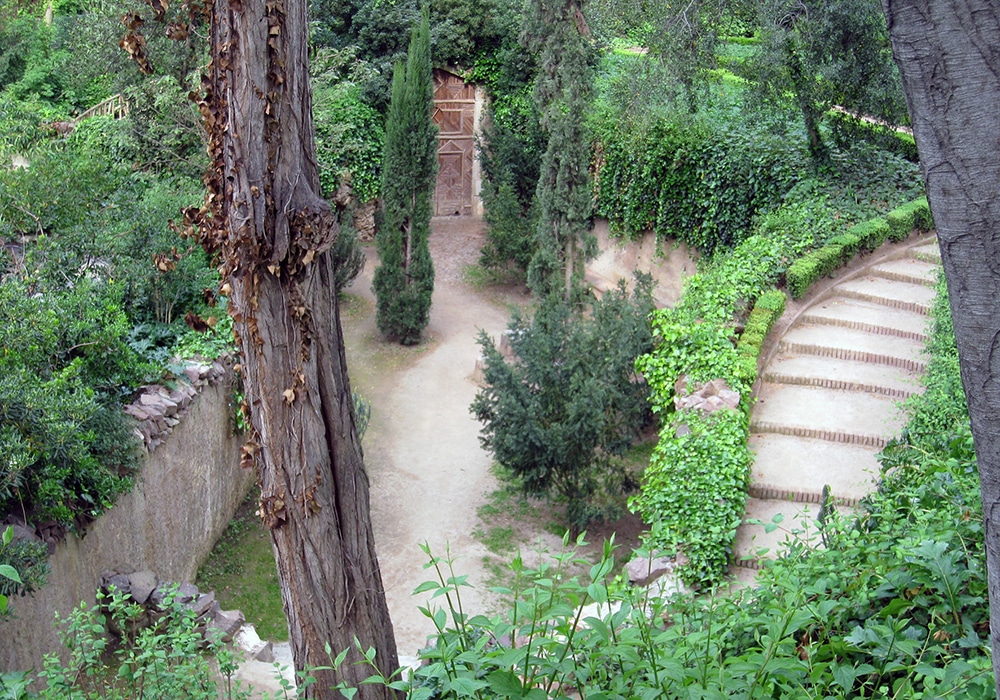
(797, 314, 928, 342)
(750, 422, 890, 449)
(777, 341, 927, 373)
(837, 288, 931, 315)
(762, 373, 919, 399)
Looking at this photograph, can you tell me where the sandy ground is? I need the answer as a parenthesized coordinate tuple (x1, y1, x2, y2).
(237, 216, 658, 692)
(341, 217, 528, 657)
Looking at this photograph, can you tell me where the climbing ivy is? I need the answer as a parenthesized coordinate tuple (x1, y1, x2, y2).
(596, 112, 806, 253)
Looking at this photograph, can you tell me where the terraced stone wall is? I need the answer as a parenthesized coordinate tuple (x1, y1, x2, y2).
(0, 370, 253, 674)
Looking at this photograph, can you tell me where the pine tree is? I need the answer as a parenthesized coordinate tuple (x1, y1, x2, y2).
(524, 0, 597, 299)
(373, 6, 437, 345)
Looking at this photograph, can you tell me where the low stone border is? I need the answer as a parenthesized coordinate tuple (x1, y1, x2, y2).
(98, 569, 274, 662)
(124, 359, 231, 453)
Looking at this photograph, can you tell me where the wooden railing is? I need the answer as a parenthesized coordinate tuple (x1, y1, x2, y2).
(76, 93, 128, 122)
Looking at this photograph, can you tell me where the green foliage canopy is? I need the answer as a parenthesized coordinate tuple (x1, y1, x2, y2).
(523, 0, 598, 298)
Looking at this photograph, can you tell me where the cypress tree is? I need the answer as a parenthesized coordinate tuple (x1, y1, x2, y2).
(524, 0, 597, 300)
(373, 6, 438, 345)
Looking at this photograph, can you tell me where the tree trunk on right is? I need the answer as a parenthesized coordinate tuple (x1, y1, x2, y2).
(881, 1, 1000, 693)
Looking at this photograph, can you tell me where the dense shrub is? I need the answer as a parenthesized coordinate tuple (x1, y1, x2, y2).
(786, 197, 933, 299)
(0, 275, 144, 530)
(634, 409, 752, 585)
(312, 49, 385, 203)
(473, 279, 655, 531)
(0, 100, 222, 537)
(786, 244, 849, 298)
(596, 111, 807, 253)
(829, 109, 919, 162)
(121, 76, 207, 179)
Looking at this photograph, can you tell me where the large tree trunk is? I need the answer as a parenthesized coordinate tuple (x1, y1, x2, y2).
(203, 0, 400, 696)
(881, 0, 1000, 693)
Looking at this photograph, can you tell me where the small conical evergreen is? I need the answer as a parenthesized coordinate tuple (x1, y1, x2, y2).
(524, 0, 597, 300)
(373, 6, 438, 345)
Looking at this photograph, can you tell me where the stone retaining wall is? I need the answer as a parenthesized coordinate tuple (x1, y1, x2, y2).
(0, 366, 253, 673)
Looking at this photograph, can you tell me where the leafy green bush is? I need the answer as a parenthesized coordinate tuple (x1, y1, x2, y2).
(634, 235, 790, 585)
(472, 279, 655, 530)
(122, 76, 207, 179)
(32, 586, 250, 699)
(0, 524, 47, 619)
(0, 276, 143, 530)
(633, 410, 752, 586)
(888, 196, 934, 238)
(477, 89, 545, 274)
(312, 54, 385, 203)
(0, 118, 219, 533)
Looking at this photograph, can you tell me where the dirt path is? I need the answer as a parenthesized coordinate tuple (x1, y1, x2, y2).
(340, 217, 528, 658)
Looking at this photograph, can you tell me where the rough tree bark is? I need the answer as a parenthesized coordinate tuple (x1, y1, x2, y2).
(192, 0, 400, 695)
(880, 0, 1000, 693)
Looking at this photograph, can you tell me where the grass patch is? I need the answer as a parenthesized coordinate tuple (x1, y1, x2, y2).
(196, 487, 287, 641)
(462, 263, 527, 292)
(473, 459, 649, 591)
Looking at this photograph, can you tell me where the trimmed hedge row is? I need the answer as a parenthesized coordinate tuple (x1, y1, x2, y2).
(786, 197, 933, 299)
(736, 289, 787, 368)
(635, 195, 930, 586)
(633, 235, 788, 586)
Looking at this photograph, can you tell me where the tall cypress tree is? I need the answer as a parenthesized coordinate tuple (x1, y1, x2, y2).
(524, 0, 597, 300)
(373, 6, 437, 345)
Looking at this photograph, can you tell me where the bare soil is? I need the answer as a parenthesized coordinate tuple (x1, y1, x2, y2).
(341, 217, 531, 657)
(341, 217, 648, 657)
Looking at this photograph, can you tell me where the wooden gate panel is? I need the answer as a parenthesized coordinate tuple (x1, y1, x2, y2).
(432, 70, 478, 216)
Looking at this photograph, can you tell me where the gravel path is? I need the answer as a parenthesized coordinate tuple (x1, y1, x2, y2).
(343, 217, 526, 657)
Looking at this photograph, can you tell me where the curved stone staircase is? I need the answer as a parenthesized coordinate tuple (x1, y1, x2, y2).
(733, 234, 942, 578)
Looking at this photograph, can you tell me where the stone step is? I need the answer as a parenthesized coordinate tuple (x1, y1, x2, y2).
(751, 384, 908, 449)
(763, 354, 923, 399)
(870, 258, 939, 287)
(836, 276, 935, 315)
(748, 432, 881, 504)
(911, 242, 942, 263)
(799, 297, 929, 342)
(778, 324, 927, 373)
(733, 497, 821, 568)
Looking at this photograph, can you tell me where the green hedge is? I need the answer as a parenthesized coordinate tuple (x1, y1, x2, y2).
(596, 115, 805, 254)
(785, 197, 933, 299)
(736, 289, 787, 368)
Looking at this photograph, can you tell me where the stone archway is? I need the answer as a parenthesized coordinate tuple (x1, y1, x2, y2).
(432, 69, 484, 217)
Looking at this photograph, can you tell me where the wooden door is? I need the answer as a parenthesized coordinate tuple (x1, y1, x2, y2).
(432, 71, 476, 216)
